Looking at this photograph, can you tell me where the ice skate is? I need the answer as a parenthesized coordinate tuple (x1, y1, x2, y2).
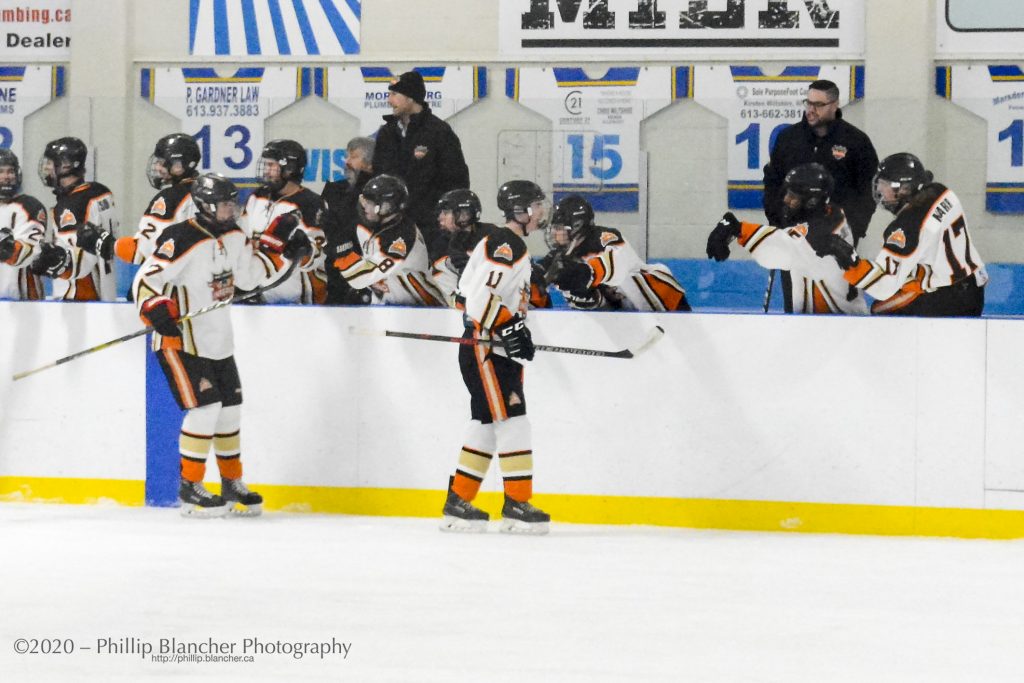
(499, 496, 550, 535)
(440, 490, 489, 533)
(221, 478, 263, 517)
(179, 479, 229, 518)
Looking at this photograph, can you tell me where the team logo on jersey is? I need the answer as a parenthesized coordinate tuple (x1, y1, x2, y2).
(508, 392, 522, 406)
(493, 242, 514, 262)
(210, 269, 234, 302)
(58, 208, 76, 228)
(36, 209, 46, 223)
(886, 229, 907, 249)
(150, 196, 167, 216)
(157, 239, 175, 258)
(387, 237, 408, 257)
(413, 145, 429, 160)
(599, 231, 619, 247)
(198, 377, 213, 392)
(788, 224, 808, 239)
(831, 145, 848, 160)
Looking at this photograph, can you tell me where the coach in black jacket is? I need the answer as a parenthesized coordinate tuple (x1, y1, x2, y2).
(374, 71, 470, 260)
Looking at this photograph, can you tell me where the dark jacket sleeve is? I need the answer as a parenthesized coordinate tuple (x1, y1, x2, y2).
(436, 126, 470, 193)
(762, 130, 791, 227)
(840, 130, 880, 240)
(372, 123, 399, 177)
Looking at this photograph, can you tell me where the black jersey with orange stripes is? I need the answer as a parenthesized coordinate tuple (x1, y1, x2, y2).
(244, 185, 324, 231)
(118, 179, 197, 265)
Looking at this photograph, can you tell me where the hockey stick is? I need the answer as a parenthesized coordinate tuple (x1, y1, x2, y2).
(762, 269, 776, 313)
(349, 325, 665, 359)
(12, 260, 298, 381)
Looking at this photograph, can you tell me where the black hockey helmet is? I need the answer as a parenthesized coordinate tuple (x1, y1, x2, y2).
(147, 133, 201, 189)
(358, 174, 408, 228)
(39, 136, 87, 187)
(546, 194, 594, 249)
(258, 139, 307, 191)
(497, 180, 549, 231)
(190, 173, 239, 232)
(782, 163, 834, 223)
(0, 147, 22, 199)
(435, 188, 481, 230)
(873, 152, 933, 215)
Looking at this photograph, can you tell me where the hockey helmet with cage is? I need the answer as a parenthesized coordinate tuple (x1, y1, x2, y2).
(190, 173, 239, 232)
(0, 148, 23, 199)
(497, 180, 549, 230)
(873, 152, 933, 215)
(782, 163, 834, 223)
(547, 194, 594, 250)
(435, 188, 481, 230)
(358, 174, 408, 228)
(147, 133, 201, 189)
(39, 136, 87, 188)
(258, 139, 307, 191)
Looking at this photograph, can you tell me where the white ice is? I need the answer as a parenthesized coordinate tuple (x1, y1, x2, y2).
(2, 502, 1024, 682)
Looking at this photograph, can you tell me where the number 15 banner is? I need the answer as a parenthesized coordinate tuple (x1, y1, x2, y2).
(937, 65, 1024, 213)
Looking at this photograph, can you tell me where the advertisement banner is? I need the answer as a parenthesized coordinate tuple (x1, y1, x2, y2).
(0, 65, 64, 164)
(0, 0, 70, 60)
(936, 0, 1024, 57)
(189, 0, 360, 56)
(499, 0, 864, 59)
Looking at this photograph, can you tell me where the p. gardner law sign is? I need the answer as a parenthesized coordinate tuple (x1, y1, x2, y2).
(499, 0, 864, 58)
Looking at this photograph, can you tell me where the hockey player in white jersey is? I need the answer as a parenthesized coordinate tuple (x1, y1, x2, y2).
(240, 139, 327, 304)
(823, 153, 986, 316)
(0, 149, 47, 300)
(441, 180, 551, 535)
(543, 194, 691, 312)
(707, 163, 868, 315)
(133, 173, 311, 517)
(331, 174, 444, 306)
(113, 133, 200, 266)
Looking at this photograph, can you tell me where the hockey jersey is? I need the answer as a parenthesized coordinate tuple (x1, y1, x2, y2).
(560, 226, 689, 312)
(736, 207, 868, 315)
(431, 223, 495, 307)
(133, 219, 278, 359)
(0, 194, 47, 300)
(333, 216, 444, 306)
(457, 225, 533, 333)
(49, 181, 118, 301)
(116, 179, 196, 265)
(842, 184, 988, 314)
(241, 186, 327, 305)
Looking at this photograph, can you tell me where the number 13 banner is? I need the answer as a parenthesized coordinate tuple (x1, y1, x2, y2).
(937, 65, 1024, 213)
(506, 66, 689, 212)
(140, 67, 305, 193)
(692, 65, 863, 210)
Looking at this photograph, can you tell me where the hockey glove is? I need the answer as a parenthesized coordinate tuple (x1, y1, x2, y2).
(140, 295, 182, 338)
(75, 223, 114, 260)
(258, 213, 304, 257)
(706, 212, 741, 262)
(29, 242, 72, 278)
(822, 234, 858, 271)
(552, 258, 592, 291)
(0, 228, 14, 263)
(495, 314, 535, 361)
(539, 249, 565, 285)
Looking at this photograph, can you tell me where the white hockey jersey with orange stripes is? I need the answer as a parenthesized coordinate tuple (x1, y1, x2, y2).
(0, 195, 46, 300)
(457, 224, 532, 332)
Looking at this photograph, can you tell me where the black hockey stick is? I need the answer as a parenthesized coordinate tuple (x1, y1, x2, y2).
(763, 269, 776, 313)
(12, 260, 298, 381)
(350, 325, 665, 359)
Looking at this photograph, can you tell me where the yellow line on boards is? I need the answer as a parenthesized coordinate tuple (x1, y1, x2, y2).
(0, 477, 145, 506)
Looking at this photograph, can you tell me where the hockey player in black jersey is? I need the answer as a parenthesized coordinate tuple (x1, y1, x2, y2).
(0, 148, 47, 300)
(29, 136, 118, 300)
(133, 173, 311, 517)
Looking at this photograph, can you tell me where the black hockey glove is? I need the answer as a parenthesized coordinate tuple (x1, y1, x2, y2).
(29, 242, 71, 278)
(0, 228, 14, 262)
(495, 314, 535, 361)
(140, 295, 181, 338)
(282, 227, 312, 262)
(259, 212, 308, 260)
(706, 212, 741, 262)
(76, 223, 114, 260)
(552, 258, 592, 291)
(821, 234, 858, 271)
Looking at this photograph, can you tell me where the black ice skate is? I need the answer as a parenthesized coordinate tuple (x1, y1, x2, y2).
(179, 478, 228, 518)
(440, 490, 489, 533)
(221, 478, 263, 517)
(500, 496, 550, 535)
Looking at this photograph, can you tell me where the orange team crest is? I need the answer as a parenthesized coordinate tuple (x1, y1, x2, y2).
(493, 242, 514, 261)
(886, 229, 907, 249)
(599, 231, 619, 247)
(832, 145, 848, 160)
(387, 236, 408, 257)
(788, 224, 809, 238)
(59, 208, 76, 227)
(150, 196, 167, 216)
(157, 239, 175, 258)
(36, 209, 46, 223)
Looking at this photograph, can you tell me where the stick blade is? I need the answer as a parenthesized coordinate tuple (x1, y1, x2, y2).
(626, 325, 665, 358)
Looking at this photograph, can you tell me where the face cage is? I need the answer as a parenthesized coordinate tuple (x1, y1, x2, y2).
(873, 174, 908, 214)
(358, 196, 399, 228)
(197, 199, 239, 230)
(146, 155, 170, 189)
(257, 157, 290, 191)
(0, 165, 22, 199)
(544, 222, 573, 251)
(37, 156, 57, 187)
(531, 198, 551, 231)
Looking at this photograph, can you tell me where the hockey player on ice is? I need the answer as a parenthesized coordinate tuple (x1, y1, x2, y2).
(706, 162, 868, 314)
(132, 173, 311, 517)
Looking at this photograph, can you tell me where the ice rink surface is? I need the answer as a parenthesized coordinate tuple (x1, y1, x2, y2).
(2, 502, 1023, 682)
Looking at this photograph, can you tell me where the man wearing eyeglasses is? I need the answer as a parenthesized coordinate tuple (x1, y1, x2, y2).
(762, 79, 879, 313)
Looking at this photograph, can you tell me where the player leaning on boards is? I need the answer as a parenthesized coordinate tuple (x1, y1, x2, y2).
(0, 149, 47, 300)
(441, 180, 552, 535)
(706, 162, 867, 314)
(822, 153, 987, 317)
(542, 194, 691, 312)
(114, 133, 201, 266)
(240, 139, 328, 304)
(29, 137, 118, 301)
(133, 173, 312, 517)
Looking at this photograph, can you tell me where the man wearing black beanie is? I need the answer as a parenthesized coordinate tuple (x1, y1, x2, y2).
(373, 70, 471, 264)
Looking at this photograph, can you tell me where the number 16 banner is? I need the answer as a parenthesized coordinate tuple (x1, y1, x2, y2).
(937, 65, 1024, 213)
(140, 67, 307, 193)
